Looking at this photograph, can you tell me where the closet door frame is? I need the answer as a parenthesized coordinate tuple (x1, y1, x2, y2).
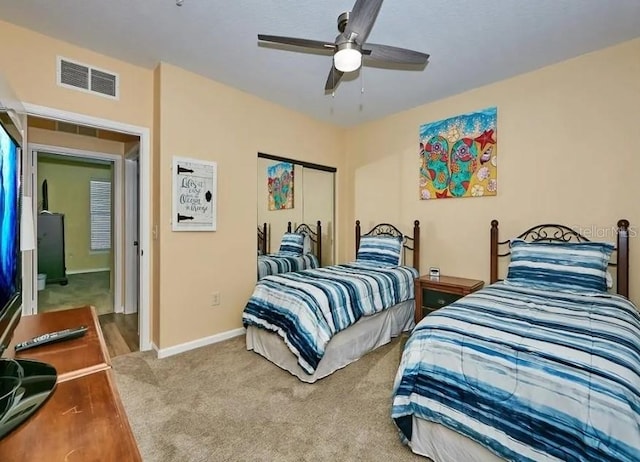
(257, 152, 337, 264)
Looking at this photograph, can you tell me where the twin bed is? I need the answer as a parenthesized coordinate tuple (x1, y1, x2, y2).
(392, 219, 638, 462)
(245, 217, 638, 460)
(257, 221, 322, 280)
(244, 220, 420, 382)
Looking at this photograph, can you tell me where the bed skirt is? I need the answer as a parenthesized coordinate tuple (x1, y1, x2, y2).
(246, 299, 415, 383)
(409, 417, 504, 462)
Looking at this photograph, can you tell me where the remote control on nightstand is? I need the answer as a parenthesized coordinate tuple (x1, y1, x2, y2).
(14, 326, 88, 352)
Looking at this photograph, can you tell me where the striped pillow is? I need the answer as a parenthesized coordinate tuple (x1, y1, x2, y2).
(505, 239, 614, 293)
(278, 232, 305, 256)
(357, 236, 403, 266)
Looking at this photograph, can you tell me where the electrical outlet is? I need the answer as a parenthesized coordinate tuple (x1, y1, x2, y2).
(211, 291, 220, 306)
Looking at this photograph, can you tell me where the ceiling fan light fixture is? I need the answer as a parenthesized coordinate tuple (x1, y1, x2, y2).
(334, 45, 362, 73)
(257, 0, 430, 92)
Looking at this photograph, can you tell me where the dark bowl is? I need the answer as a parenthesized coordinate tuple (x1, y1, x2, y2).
(0, 360, 23, 418)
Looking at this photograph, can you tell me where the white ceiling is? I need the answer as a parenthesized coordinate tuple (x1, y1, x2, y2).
(2, 0, 639, 127)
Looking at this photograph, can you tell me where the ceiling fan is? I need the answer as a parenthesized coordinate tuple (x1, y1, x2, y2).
(257, 0, 430, 92)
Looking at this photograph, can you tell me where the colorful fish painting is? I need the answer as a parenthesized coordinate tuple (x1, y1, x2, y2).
(419, 107, 497, 200)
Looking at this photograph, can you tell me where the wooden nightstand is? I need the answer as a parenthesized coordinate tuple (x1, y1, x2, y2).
(414, 275, 484, 323)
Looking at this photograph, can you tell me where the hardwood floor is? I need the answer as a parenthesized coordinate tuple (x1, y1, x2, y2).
(98, 312, 139, 358)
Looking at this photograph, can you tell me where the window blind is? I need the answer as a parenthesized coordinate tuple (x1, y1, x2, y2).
(90, 179, 112, 251)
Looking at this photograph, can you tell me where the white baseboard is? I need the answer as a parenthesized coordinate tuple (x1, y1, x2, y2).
(66, 268, 111, 275)
(155, 327, 246, 359)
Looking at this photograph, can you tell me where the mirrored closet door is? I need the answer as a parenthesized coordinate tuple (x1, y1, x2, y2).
(257, 153, 336, 266)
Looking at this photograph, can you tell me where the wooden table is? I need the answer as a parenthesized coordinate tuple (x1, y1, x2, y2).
(5, 306, 110, 382)
(414, 275, 484, 323)
(0, 306, 141, 461)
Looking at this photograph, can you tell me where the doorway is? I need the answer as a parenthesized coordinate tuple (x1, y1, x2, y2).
(30, 143, 140, 357)
(34, 150, 118, 317)
(21, 104, 151, 353)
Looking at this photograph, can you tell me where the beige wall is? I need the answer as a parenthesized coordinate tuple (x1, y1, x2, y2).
(37, 156, 112, 272)
(157, 62, 345, 348)
(0, 21, 152, 127)
(345, 38, 640, 306)
(0, 20, 156, 339)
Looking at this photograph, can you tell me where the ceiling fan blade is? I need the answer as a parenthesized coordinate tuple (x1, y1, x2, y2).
(257, 34, 335, 51)
(325, 66, 344, 92)
(363, 43, 429, 65)
(345, 0, 383, 43)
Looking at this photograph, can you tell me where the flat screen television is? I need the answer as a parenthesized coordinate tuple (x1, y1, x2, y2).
(0, 116, 57, 441)
(0, 116, 21, 355)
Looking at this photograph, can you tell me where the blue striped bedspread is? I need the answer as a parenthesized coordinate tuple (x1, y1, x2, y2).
(392, 282, 640, 462)
(257, 253, 319, 279)
(243, 262, 418, 374)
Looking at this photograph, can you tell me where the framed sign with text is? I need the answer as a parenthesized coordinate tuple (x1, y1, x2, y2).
(172, 156, 217, 231)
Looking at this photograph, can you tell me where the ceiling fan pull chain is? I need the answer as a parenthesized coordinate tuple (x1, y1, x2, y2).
(359, 70, 365, 111)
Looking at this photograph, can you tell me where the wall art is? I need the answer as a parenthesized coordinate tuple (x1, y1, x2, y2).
(172, 156, 217, 231)
(267, 162, 294, 210)
(419, 106, 497, 199)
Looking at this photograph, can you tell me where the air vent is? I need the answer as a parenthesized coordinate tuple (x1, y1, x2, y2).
(57, 57, 119, 99)
(59, 60, 89, 89)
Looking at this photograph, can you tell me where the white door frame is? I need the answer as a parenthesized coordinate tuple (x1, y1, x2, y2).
(30, 144, 123, 313)
(23, 103, 152, 351)
(124, 147, 139, 315)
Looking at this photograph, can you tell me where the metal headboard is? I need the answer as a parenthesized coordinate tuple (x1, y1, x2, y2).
(355, 220, 420, 271)
(490, 219, 630, 297)
(287, 220, 322, 266)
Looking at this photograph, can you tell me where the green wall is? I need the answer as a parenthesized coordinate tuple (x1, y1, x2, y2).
(37, 154, 112, 273)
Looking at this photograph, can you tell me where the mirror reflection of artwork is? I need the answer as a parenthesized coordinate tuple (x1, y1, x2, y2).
(419, 106, 497, 200)
(267, 162, 294, 210)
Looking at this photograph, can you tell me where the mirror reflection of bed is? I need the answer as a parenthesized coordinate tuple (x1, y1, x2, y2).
(257, 221, 322, 280)
(257, 152, 335, 267)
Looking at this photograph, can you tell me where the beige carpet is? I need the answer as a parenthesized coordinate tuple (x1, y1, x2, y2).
(38, 271, 113, 315)
(112, 334, 426, 462)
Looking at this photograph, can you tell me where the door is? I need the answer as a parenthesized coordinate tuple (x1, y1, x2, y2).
(124, 155, 140, 315)
(257, 153, 336, 266)
(302, 167, 335, 265)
